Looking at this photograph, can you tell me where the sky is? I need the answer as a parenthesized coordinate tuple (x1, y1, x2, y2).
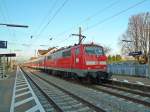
(0, 0, 150, 61)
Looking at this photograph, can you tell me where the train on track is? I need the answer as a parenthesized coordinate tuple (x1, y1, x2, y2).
(24, 43, 111, 83)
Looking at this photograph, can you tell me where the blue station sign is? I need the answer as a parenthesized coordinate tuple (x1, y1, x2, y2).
(0, 41, 7, 48)
(129, 51, 142, 56)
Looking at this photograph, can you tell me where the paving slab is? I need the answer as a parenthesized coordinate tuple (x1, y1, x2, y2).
(0, 71, 16, 112)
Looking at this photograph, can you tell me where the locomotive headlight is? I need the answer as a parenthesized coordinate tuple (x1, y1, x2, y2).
(88, 67, 91, 69)
(99, 61, 106, 65)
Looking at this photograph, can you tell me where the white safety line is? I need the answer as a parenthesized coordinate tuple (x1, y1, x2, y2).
(16, 83, 28, 88)
(15, 86, 29, 92)
(142, 97, 149, 100)
(14, 97, 34, 107)
(25, 105, 40, 112)
(112, 78, 117, 81)
(19, 69, 45, 111)
(15, 91, 31, 98)
(112, 78, 150, 86)
(132, 95, 139, 98)
(136, 81, 144, 85)
(123, 80, 129, 83)
(16, 81, 26, 84)
(10, 67, 45, 112)
(10, 67, 18, 112)
(124, 93, 130, 95)
(16, 82, 26, 85)
(16, 79, 25, 82)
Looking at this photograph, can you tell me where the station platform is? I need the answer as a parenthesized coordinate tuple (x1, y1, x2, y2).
(112, 75, 150, 86)
(0, 71, 16, 112)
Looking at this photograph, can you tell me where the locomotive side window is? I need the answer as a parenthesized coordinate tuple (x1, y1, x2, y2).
(62, 50, 71, 57)
(75, 48, 80, 55)
(47, 55, 52, 60)
(85, 46, 104, 55)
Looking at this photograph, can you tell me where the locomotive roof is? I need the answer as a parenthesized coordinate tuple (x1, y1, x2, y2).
(53, 43, 103, 53)
(27, 43, 103, 63)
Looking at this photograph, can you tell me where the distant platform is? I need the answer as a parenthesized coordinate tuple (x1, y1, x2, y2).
(112, 75, 150, 86)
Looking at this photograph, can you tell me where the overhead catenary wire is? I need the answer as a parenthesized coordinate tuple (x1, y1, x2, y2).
(28, 0, 69, 51)
(8, 41, 49, 47)
(27, 0, 69, 49)
(33, 0, 58, 37)
(52, 0, 120, 40)
(24, 0, 58, 52)
(36, 0, 69, 37)
(84, 0, 147, 31)
(0, 0, 21, 54)
(0, 0, 17, 41)
(56, 0, 148, 46)
(25, 0, 119, 51)
(0, 2, 7, 24)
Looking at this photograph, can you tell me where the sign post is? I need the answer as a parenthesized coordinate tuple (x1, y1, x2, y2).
(0, 53, 16, 78)
(129, 51, 143, 75)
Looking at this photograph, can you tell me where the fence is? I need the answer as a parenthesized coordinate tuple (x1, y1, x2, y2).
(108, 63, 149, 77)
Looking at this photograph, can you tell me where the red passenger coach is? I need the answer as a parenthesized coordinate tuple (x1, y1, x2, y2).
(25, 43, 111, 83)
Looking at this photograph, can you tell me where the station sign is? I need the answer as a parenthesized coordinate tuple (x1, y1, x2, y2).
(0, 41, 7, 48)
(129, 51, 142, 56)
(0, 53, 16, 57)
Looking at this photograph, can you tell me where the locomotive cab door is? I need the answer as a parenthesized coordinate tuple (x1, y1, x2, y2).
(73, 47, 83, 69)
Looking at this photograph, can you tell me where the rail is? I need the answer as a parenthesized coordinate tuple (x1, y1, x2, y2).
(21, 67, 105, 112)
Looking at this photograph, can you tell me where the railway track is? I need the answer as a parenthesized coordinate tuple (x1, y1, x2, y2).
(21, 68, 104, 112)
(36, 69, 150, 107)
(10, 67, 45, 112)
(64, 78, 150, 108)
(90, 84, 150, 107)
(63, 79, 150, 108)
(23, 68, 150, 112)
(56, 76, 150, 106)
(52, 71, 150, 107)
(24, 73, 56, 112)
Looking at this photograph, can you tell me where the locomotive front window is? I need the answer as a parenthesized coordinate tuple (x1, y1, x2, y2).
(62, 50, 71, 57)
(47, 55, 52, 60)
(75, 48, 80, 55)
(85, 46, 104, 55)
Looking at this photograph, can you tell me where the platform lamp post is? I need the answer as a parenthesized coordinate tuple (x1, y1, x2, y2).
(144, 28, 150, 78)
(142, 12, 150, 78)
(0, 23, 28, 78)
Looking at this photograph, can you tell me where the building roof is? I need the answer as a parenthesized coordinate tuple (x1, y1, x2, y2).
(38, 50, 49, 55)
(37, 47, 57, 56)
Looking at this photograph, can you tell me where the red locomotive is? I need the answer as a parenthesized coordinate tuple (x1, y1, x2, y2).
(25, 43, 111, 83)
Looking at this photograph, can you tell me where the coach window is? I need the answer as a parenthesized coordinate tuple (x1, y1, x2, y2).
(75, 48, 80, 55)
(62, 50, 71, 57)
(47, 55, 52, 60)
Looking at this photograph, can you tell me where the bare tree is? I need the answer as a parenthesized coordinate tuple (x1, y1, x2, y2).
(119, 12, 150, 61)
